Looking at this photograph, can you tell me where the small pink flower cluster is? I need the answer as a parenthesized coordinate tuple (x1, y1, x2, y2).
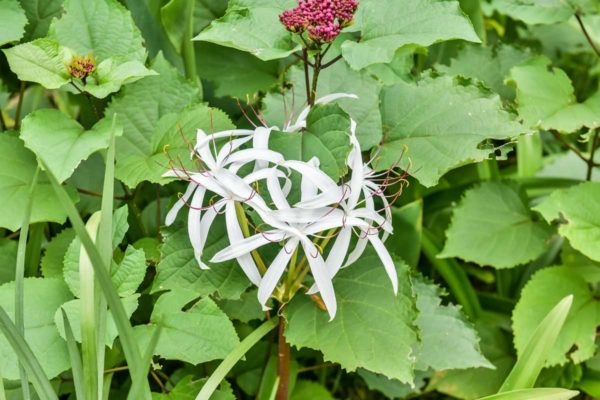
(279, 0, 358, 43)
(68, 55, 96, 80)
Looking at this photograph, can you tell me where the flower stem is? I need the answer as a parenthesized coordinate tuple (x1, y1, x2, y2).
(234, 202, 267, 274)
(587, 129, 599, 181)
(309, 53, 322, 106)
(575, 11, 600, 58)
(302, 48, 311, 105)
(276, 315, 290, 400)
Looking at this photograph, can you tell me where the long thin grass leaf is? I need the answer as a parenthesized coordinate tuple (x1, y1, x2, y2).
(196, 318, 278, 400)
(15, 166, 39, 400)
(80, 212, 101, 400)
(96, 118, 117, 399)
(500, 295, 573, 391)
(0, 361, 6, 400)
(41, 160, 150, 398)
(478, 388, 578, 400)
(0, 307, 57, 400)
(61, 309, 85, 400)
(127, 325, 162, 400)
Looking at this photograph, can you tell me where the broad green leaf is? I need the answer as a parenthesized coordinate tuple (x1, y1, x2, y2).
(0, 135, 77, 231)
(378, 76, 524, 187)
(440, 182, 552, 268)
(358, 369, 425, 399)
(413, 278, 492, 371)
(270, 104, 352, 179)
(40, 228, 75, 278)
(502, 295, 572, 391)
(440, 45, 531, 100)
(110, 246, 147, 297)
(151, 376, 235, 400)
(116, 103, 233, 188)
(153, 224, 250, 300)
(20, 109, 119, 183)
(508, 56, 600, 132)
(49, 0, 147, 63)
(2, 38, 71, 89)
(194, 0, 299, 61)
(135, 289, 239, 365)
(263, 59, 383, 150)
(488, 0, 576, 25)
(0, 239, 17, 284)
(430, 316, 514, 399)
(161, 0, 194, 53)
(341, 0, 480, 70)
(478, 388, 579, 400)
(18, 0, 64, 40)
(291, 381, 334, 400)
(284, 249, 418, 383)
(513, 266, 600, 366)
(54, 294, 139, 346)
(84, 57, 158, 98)
(105, 53, 200, 186)
(365, 46, 417, 86)
(0, 278, 72, 380)
(194, 0, 228, 33)
(534, 182, 600, 262)
(197, 43, 280, 99)
(217, 289, 265, 323)
(0, 0, 27, 45)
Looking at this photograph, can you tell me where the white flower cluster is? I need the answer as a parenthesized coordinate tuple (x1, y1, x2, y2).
(164, 94, 399, 319)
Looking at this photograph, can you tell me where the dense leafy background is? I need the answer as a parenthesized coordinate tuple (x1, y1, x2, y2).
(0, 0, 600, 399)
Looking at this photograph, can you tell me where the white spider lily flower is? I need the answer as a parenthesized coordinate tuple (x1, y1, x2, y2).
(283, 93, 359, 132)
(164, 129, 285, 284)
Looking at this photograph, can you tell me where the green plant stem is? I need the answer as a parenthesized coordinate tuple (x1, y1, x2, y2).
(302, 48, 311, 104)
(421, 229, 481, 319)
(575, 11, 600, 58)
(283, 247, 299, 301)
(309, 53, 322, 106)
(235, 202, 267, 274)
(195, 318, 278, 400)
(61, 309, 85, 400)
(15, 166, 39, 400)
(24, 224, 44, 277)
(586, 129, 599, 181)
(181, 0, 199, 85)
(0, 359, 6, 400)
(276, 315, 291, 400)
(14, 82, 25, 130)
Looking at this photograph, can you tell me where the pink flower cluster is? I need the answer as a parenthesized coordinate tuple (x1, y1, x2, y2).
(279, 0, 358, 43)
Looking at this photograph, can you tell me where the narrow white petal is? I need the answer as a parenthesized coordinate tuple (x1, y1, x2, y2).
(314, 93, 359, 105)
(225, 202, 262, 286)
(199, 202, 224, 246)
(253, 127, 274, 170)
(189, 173, 226, 197)
(302, 238, 337, 320)
(301, 157, 320, 202)
(347, 134, 364, 209)
(211, 230, 282, 262)
(194, 129, 217, 169)
(307, 227, 351, 294)
(272, 208, 336, 224)
(165, 183, 197, 226)
(224, 148, 284, 168)
(257, 238, 299, 308)
(351, 208, 393, 233)
(188, 187, 208, 269)
(216, 136, 253, 165)
(196, 129, 254, 150)
(344, 233, 368, 268)
(284, 160, 338, 194)
(368, 235, 398, 294)
(267, 168, 291, 210)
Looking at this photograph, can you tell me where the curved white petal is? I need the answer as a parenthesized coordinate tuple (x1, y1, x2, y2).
(165, 183, 197, 226)
(188, 187, 208, 269)
(307, 227, 351, 295)
(199, 202, 224, 248)
(302, 238, 337, 320)
(267, 168, 291, 210)
(284, 160, 339, 194)
(225, 202, 262, 286)
(351, 208, 393, 234)
(272, 207, 337, 224)
(257, 238, 299, 308)
(194, 129, 217, 170)
(196, 129, 254, 151)
(301, 157, 320, 202)
(211, 230, 283, 262)
(347, 133, 364, 209)
(216, 136, 253, 166)
(368, 235, 398, 294)
(253, 126, 274, 170)
(224, 148, 284, 169)
(189, 173, 226, 197)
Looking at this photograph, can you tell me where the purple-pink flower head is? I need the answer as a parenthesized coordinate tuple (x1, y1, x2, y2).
(279, 0, 358, 43)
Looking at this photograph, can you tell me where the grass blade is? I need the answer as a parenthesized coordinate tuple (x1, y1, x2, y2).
(500, 295, 573, 392)
(15, 166, 39, 400)
(0, 307, 57, 400)
(128, 325, 162, 400)
(41, 160, 150, 398)
(80, 212, 101, 400)
(96, 118, 117, 399)
(196, 318, 278, 400)
(61, 308, 85, 400)
(0, 361, 6, 400)
(478, 388, 578, 400)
